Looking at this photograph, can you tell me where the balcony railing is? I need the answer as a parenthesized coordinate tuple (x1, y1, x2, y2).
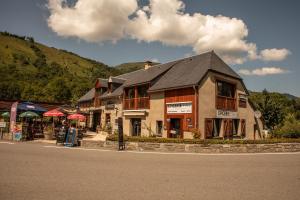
(124, 97, 150, 110)
(216, 96, 236, 111)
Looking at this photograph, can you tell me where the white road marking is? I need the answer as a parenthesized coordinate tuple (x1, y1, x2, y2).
(42, 145, 300, 156)
(0, 141, 15, 145)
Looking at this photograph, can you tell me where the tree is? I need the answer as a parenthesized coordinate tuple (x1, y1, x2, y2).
(0, 82, 21, 100)
(44, 78, 71, 103)
(251, 89, 286, 130)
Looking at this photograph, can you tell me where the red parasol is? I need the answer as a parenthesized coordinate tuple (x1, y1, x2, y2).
(43, 109, 65, 117)
(67, 113, 86, 121)
(43, 109, 65, 136)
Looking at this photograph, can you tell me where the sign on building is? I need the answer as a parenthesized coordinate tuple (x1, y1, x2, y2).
(0, 122, 6, 128)
(167, 102, 192, 114)
(216, 110, 238, 118)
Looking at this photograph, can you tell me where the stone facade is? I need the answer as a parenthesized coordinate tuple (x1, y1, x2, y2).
(100, 97, 123, 133)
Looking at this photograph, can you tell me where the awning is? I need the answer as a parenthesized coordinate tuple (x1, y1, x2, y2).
(17, 102, 47, 112)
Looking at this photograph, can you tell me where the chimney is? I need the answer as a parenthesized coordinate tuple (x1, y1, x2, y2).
(144, 61, 153, 70)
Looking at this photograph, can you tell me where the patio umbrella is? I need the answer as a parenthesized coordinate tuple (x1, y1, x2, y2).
(67, 114, 86, 121)
(67, 114, 86, 128)
(43, 109, 64, 117)
(1, 112, 10, 118)
(43, 109, 65, 135)
(19, 111, 39, 118)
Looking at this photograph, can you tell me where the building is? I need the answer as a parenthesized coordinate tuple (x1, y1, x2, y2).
(78, 51, 263, 139)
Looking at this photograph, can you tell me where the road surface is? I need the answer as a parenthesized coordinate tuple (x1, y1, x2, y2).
(0, 142, 300, 200)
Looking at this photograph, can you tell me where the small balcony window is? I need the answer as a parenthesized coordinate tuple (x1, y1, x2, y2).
(217, 81, 235, 98)
(216, 80, 236, 111)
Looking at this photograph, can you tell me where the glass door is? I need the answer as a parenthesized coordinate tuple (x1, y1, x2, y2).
(131, 118, 141, 136)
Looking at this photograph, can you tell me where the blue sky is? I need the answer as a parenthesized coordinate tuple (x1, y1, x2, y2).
(0, 0, 299, 96)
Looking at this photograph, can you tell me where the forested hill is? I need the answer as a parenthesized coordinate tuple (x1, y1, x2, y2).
(0, 32, 145, 104)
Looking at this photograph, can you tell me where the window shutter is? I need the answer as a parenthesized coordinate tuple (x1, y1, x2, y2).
(205, 119, 213, 138)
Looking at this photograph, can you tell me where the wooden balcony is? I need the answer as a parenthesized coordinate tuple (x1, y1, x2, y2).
(216, 96, 236, 111)
(123, 97, 150, 110)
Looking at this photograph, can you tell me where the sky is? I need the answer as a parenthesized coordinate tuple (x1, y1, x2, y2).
(0, 0, 299, 96)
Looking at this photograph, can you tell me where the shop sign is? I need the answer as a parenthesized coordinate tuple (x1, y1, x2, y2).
(0, 122, 6, 128)
(166, 102, 192, 114)
(216, 110, 238, 118)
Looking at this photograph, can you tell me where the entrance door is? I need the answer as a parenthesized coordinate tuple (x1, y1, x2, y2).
(131, 118, 141, 136)
(169, 118, 182, 138)
(93, 112, 101, 131)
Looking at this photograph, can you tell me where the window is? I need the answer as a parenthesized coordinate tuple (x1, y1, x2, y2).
(156, 121, 163, 136)
(126, 88, 135, 99)
(217, 81, 235, 98)
(205, 118, 222, 138)
(138, 85, 148, 97)
(238, 94, 247, 108)
(216, 80, 236, 110)
(105, 114, 111, 124)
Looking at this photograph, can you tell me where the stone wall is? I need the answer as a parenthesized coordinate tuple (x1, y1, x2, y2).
(81, 140, 300, 153)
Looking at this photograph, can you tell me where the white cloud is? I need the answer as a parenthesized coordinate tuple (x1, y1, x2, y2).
(127, 0, 258, 64)
(47, 0, 137, 43)
(259, 48, 291, 61)
(47, 0, 291, 64)
(238, 67, 289, 76)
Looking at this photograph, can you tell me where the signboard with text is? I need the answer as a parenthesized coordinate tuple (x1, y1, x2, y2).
(216, 110, 238, 119)
(10, 101, 18, 134)
(166, 102, 192, 114)
(0, 122, 6, 128)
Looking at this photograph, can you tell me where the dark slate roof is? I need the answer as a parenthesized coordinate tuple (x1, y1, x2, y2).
(109, 77, 126, 84)
(148, 51, 241, 92)
(116, 60, 180, 87)
(84, 51, 243, 101)
(99, 86, 123, 99)
(78, 88, 95, 102)
(97, 78, 108, 88)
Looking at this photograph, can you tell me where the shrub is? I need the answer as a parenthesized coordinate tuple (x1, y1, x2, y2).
(190, 128, 201, 139)
(106, 134, 300, 144)
(273, 114, 300, 138)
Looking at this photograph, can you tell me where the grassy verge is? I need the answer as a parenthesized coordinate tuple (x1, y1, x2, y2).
(106, 135, 300, 144)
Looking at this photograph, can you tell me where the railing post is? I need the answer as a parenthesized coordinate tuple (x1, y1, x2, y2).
(134, 87, 138, 109)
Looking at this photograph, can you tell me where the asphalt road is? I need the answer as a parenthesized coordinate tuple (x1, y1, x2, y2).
(0, 142, 300, 200)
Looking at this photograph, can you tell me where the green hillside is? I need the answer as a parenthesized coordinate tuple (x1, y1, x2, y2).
(0, 32, 122, 104)
(115, 61, 160, 74)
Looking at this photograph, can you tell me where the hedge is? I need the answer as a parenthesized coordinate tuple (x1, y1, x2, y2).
(106, 135, 300, 144)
